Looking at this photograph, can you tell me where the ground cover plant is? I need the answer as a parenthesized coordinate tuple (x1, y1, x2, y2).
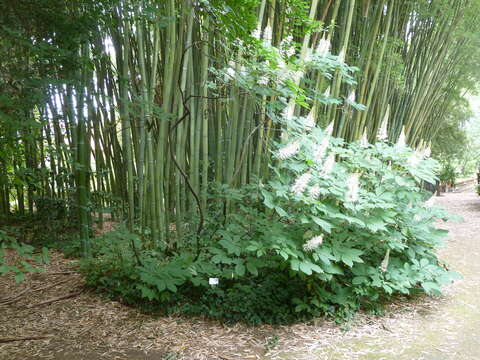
(0, 229, 49, 283)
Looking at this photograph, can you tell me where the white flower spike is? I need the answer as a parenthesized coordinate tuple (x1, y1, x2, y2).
(377, 106, 389, 141)
(315, 36, 331, 57)
(321, 154, 335, 176)
(407, 154, 420, 167)
(314, 136, 329, 162)
(303, 235, 324, 251)
(252, 26, 261, 40)
(278, 141, 300, 160)
(304, 108, 316, 129)
(380, 249, 390, 272)
(346, 173, 360, 203)
(263, 25, 273, 44)
(360, 130, 369, 147)
(291, 172, 312, 195)
(257, 76, 269, 86)
(397, 126, 406, 147)
(347, 90, 356, 103)
(424, 147, 431, 158)
(309, 185, 321, 199)
(325, 121, 334, 136)
(282, 103, 295, 121)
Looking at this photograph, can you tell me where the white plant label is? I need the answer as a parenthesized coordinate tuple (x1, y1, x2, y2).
(209, 278, 219, 286)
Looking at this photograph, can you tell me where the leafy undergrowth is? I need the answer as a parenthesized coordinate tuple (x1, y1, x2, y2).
(78, 130, 461, 325)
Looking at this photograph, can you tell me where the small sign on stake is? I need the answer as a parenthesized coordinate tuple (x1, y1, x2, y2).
(209, 278, 219, 286)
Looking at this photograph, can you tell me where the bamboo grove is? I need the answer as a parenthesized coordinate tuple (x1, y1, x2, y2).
(1, 0, 480, 253)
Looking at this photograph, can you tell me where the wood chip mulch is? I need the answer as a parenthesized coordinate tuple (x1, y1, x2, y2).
(0, 248, 447, 360)
(6, 187, 472, 360)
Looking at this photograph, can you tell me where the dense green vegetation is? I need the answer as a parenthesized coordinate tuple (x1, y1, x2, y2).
(1, 0, 479, 323)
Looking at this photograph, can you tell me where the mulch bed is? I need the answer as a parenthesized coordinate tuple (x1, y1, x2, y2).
(0, 248, 446, 360)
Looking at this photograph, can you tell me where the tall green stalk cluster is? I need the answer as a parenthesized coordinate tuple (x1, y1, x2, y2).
(1, 0, 480, 251)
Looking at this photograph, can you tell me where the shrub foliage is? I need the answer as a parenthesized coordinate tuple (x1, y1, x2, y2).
(80, 128, 459, 324)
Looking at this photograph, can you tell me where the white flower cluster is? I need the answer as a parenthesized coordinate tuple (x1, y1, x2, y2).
(380, 249, 390, 272)
(360, 131, 369, 147)
(325, 121, 334, 136)
(347, 90, 355, 102)
(284, 47, 296, 58)
(291, 172, 312, 195)
(277, 141, 300, 160)
(257, 75, 269, 86)
(321, 154, 336, 176)
(293, 70, 305, 84)
(423, 147, 431, 158)
(282, 103, 295, 121)
(314, 136, 329, 162)
(280, 35, 295, 58)
(316, 37, 330, 57)
(303, 235, 324, 251)
(304, 48, 313, 62)
(345, 173, 360, 203)
(396, 126, 407, 147)
(303, 109, 316, 129)
(377, 108, 389, 141)
(263, 25, 273, 43)
(224, 60, 236, 81)
(407, 153, 420, 167)
(280, 35, 293, 47)
(309, 184, 321, 199)
(416, 143, 431, 159)
(252, 26, 261, 40)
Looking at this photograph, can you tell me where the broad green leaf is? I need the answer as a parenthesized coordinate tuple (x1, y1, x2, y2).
(290, 259, 301, 271)
(352, 276, 367, 285)
(235, 263, 246, 276)
(311, 216, 332, 233)
(246, 262, 258, 276)
(421, 281, 441, 295)
(14, 273, 25, 283)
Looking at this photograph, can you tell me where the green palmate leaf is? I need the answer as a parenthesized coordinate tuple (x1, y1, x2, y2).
(246, 261, 258, 276)
(165, 281, 178, 293)
(261, 189, 275, 209)
(278, 250, 289, 260)
(421, 281, 441, 295)
(352, 276, 368, 285)
(340, 249, 364, 267)
(275, 206, 288, 217)
(311, 216, 333, 233)
(364, 217, 387, 233)
(322, 263, 344, 275)
(138, 285, 156, 300)
(219, 237, 241, 256)
(0, 264, 9, 274)
(290, 259, 301, 271)
(298, 261, 324, 275)
(235, 263, 246, 276)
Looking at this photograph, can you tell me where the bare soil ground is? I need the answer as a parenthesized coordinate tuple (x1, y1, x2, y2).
(1, 188, 478, 360)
